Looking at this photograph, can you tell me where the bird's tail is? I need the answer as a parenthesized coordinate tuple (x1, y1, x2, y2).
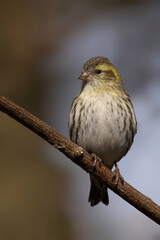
(88, 174, 109, 207)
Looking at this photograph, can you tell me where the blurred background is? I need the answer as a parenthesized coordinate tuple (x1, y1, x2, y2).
(1, 0, 160, 239)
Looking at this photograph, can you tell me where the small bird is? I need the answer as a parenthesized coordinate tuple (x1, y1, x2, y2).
(68, 56, 137, 206)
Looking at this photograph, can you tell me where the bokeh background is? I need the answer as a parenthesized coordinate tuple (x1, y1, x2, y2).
(1, 0, 160, 239)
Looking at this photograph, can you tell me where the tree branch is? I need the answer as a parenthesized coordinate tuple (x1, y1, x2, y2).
(0, 95, 160, 225)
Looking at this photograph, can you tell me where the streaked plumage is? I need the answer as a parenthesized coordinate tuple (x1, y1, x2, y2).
(69, 56, 137, 206)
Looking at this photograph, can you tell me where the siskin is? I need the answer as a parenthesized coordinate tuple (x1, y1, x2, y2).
(68, 56, 137, 206)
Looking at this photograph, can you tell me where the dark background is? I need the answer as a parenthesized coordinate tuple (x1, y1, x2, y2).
(1, 0, 160, 239)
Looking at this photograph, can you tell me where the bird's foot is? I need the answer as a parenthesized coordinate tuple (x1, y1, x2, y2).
(91, 153, 102, 171)
(112, 163, 124, 187)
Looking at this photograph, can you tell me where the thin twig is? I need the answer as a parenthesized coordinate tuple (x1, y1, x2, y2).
(0, 95, 160, 225)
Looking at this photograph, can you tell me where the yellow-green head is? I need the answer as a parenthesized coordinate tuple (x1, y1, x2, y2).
(79, 56, 125, 95)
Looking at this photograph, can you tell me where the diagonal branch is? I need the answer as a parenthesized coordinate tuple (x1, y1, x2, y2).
(0, 95, 160, 225)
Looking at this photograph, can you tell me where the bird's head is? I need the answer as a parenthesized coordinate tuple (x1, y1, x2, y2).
(79, 57, 123, 93)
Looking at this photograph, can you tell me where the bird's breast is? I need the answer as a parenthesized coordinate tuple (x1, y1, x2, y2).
(69, 92, 136, 169)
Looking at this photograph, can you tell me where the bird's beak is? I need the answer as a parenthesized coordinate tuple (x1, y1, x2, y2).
(78, 73, 89, 81)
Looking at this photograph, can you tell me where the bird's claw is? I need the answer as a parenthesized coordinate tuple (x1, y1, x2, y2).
(91, 153, 102, 170)
(112, 163, 124, 187)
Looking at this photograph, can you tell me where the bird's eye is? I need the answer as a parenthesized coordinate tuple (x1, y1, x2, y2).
(96, 69, 101, 74)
